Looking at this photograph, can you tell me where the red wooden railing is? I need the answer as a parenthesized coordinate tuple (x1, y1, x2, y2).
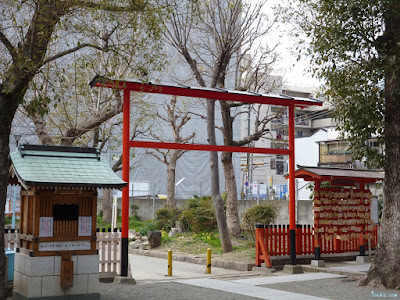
(255, 224, 378, 266)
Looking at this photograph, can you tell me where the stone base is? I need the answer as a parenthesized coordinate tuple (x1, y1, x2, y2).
(114, 276, 136, 284)
(252, 266, 276, 273)
(311, 260, 325, 267)
(13, 253, 99, 299)
(13, 291, 100, 300)
(99, 272, 117, 283)
(283, 265, 303, 274)
(356, 256, 370, 263)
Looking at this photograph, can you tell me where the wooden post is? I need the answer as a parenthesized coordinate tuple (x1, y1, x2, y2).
(288, 105, 296, 265)
(121, 89, 130, 276)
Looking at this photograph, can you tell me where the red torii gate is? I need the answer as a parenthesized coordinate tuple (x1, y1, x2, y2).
(90, 75, 323, 276)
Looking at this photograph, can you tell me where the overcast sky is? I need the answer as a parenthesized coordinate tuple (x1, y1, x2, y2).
(253, 0, 322, 89)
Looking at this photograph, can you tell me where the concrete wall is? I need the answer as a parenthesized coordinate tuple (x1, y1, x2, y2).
(14, 253, 99, 299)
(101, 197, 314, 225)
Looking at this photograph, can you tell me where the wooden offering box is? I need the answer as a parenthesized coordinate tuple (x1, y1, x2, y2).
(9, 144, 126, 299)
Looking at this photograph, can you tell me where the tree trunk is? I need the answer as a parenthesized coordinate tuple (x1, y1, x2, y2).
(207, 99, 232, 253)
(219, 101, 241, 236)
(360, 7, 400, 289)
(0, 92, 19, 299)
(102, 189, 112, 224)
(166, 153, 177, 207)
(221, 152, 240, 236)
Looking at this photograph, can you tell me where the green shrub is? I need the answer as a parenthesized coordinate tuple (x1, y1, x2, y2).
(154, 206, 181, 232)
(241, 202, 278, 241)
(138, 221, 157, 236)
(4, 215, 12, 225)
(180, 196, 217, 233)
(130, 204, 141, 220)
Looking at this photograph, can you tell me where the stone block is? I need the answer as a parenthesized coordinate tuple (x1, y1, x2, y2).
(41, 275, 64, 297)
(19, 273, 28, 297)
(147, 230, 161, 248)
(99, 272, 117, 283)
(77, 255, 99, 274)
(88, 274, 100, 293)
(13, 271, 21, 293)
(252, 266, 276, 273)
(14, 253, 25, 273)
(25, 256, 55, 277)
(169, 228, 178, 237)
(54, 256, 61, 276)
(283, 265, 303, 274)
(175, 220, 185, 233)
(26, 275, 42, 298)
(311, 260, 325, 267)
(65, 274, 88, 295)
(356, 256, 370, 263)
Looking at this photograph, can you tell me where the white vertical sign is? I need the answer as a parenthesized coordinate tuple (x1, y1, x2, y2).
(78, 216, 92, 236)
(39, 217, 53, 237)
(371, 197, 379, 224)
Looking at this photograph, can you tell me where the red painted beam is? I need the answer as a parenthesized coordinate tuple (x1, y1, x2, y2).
(93, 79, 322, 108)
(129, 140, 291, 155)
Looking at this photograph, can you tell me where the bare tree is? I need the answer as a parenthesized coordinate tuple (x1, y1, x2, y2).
(165, 0, 279, 236)
(0, 1, 167, 295)
(146, 96, 195, 207)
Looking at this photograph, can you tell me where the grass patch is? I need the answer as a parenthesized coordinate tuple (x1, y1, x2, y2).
(96, 215, 155, 234)
(154, 231, 255, 262)
(96, 215, 255, 264)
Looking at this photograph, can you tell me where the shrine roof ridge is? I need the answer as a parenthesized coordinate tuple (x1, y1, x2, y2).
(9, 144, 127, 189)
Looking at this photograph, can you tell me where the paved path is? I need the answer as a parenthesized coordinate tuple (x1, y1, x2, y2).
(176, 277, 331, 300)
(326, 262, 371, 274)
(129, 254, 243, 281)
(98, 256, 399, 300)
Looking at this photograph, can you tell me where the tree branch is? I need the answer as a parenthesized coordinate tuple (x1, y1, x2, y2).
(69, 0, 148, 12)
(0, 31, 17, 61)
(42, 43, 104, 65)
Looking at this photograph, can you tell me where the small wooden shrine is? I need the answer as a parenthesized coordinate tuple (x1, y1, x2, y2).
(9, 144, 126, 300)
(293, 165, 383, 260)
(255, 165, 383, 268)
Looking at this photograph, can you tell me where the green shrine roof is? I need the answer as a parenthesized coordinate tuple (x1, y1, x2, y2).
(10, 144, 127, 189)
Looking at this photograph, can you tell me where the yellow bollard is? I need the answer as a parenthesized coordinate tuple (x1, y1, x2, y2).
(206, 248, 211, 274)
(168, 250, 172, 276)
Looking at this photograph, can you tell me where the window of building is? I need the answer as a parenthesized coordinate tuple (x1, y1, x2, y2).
(276, 161, 284, 175)
(270, 158, 276, 169)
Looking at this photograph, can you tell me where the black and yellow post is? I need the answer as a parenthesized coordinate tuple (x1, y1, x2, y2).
(206, 248, 212, 274)
(168, 250, 172, 276)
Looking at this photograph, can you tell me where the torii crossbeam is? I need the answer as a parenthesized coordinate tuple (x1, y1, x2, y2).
(90, 75, 323, 276)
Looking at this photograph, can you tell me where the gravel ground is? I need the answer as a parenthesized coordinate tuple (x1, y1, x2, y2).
(98, 281, 261, 300)
(98, 276, 400, 300)
(262, 277, 399, 300)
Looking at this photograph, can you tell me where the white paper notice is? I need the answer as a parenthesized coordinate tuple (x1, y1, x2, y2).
(371, 197, 379, 224)
(78, 216, 92, 236)
(39, 217, 53, 237)
(39, 241, 91, 251)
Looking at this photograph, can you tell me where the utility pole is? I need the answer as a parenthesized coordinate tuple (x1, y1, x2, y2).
(246, 105, 251, 200)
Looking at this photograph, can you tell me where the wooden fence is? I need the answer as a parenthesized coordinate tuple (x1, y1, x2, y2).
(255, 224, 379, 267)
(96, 228, 121, 274)
(3, 228, 121, 274)
(4, 229, 19, 251)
